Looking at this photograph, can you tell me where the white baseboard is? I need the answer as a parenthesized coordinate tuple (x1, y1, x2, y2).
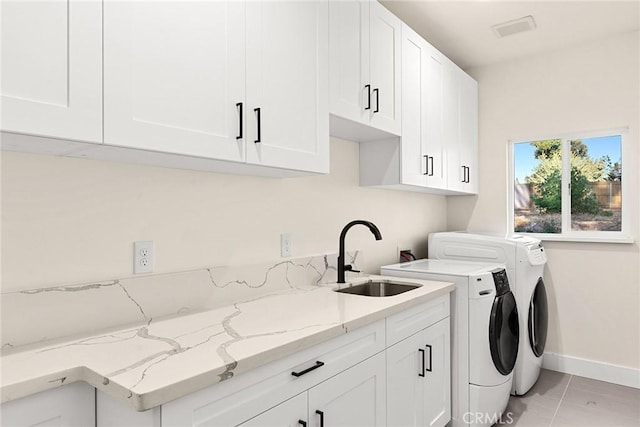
(543, 352, 640, 389)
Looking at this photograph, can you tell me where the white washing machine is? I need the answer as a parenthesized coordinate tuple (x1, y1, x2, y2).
(381, 260, 519, 427)
(428, 232, 548, 396)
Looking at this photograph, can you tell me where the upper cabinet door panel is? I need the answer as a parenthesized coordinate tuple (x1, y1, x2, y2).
(245, 0, 329, 173)
(400, 26, 426, 187)
(368, 1, 401, 135)
(459, 71, 479, 193)
(1, 0, 102, 143)
(104, 1, 245, 162)
(424, 44, 447, 189)
(328, 0, 369, 124)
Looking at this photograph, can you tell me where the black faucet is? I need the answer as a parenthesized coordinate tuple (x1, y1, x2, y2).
(337, 220, 383, 283)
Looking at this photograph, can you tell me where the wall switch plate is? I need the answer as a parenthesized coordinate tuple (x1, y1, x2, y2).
(134, 241, 154, 274)
(280, 233, 292, 257)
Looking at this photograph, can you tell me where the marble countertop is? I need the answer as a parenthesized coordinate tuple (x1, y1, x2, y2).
(1, 275, 453, 411)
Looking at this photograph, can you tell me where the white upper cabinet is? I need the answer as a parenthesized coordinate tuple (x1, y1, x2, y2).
(103, 0, 328, 174)
(329, 0, 401, 140)
(245, 1, 329, 173)
(400, 24, 447, 190)
(445, 62, 478, 194)
(360, 23, 477, 195)
(1, 0, 102, 143)
(104, 1, 246, 162)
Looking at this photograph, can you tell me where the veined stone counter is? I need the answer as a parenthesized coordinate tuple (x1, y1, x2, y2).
(1, 255, 453, 411)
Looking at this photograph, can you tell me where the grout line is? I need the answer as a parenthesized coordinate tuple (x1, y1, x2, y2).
(549, 374, 573, 426)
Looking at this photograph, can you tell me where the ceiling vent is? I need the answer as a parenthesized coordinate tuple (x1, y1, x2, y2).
(492, 15, 536, 38)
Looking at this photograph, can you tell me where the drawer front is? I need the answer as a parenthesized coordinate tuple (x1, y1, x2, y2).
(386, 295, 450, 347)
(162, 320, 385, 427)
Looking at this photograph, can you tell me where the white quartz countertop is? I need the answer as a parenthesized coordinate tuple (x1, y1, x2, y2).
(1, 275, 453, 411)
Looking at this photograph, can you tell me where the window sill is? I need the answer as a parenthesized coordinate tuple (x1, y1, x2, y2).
(514, 233, 635, 244)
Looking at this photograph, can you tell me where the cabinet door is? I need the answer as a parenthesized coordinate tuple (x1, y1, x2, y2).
(400, 24, 427, 187)
(308, 352, 386, 427)
(240, 393, 307, 427)
(444, 60, 463, 192)
(104, 1, 245, 161)
(245, 1, 329, 173)
(423, 318, 451, 427)
(368, 1, 401, 136)
(423, 44, 447, 190)
(386, 331, 425, 427)
(329, 0, 370, 125)
(1, 0, 102, 143)
(0, 382, 95, 427)
(458, 72, 479, 194)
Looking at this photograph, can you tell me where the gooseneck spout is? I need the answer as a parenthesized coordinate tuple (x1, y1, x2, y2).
(337, 220, 383, 284)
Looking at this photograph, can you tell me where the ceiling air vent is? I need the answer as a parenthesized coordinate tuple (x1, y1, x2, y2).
(492, 15, 536, 38)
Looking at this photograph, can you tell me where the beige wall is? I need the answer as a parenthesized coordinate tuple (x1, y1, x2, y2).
(448, 31, 640, 369)
(1, 137, 447, 292)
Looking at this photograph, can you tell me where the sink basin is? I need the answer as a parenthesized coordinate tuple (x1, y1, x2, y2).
(334, 280, 420, 297)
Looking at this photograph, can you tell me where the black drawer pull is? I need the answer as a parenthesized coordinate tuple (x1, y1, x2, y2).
(364, 84, 371, 110)
(373, 88, 379, 113)
(418, 348, 425, 377)
(236, 102, 243, 140)
(291, 361, 324, 377)
(298, 420, 307, 427)
(316, 410, 324, 427)
(254, 107, 261, 143)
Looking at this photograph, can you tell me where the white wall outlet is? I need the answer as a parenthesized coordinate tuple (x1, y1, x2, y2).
(280, 233, 292, 257)
(134, 241, 154, 274)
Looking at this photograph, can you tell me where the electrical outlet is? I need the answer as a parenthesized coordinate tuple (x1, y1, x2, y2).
(134, 241, 154, 274)
(281, 233, 292, 257)
(397, 244, 412, 262)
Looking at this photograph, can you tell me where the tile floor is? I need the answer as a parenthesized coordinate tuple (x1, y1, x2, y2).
(501, 369, 640, 426)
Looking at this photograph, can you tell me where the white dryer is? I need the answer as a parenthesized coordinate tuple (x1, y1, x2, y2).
(381, 260, 519, 427)
(428, 232, 549, 396)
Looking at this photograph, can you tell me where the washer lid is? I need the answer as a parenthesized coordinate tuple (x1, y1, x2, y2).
(382, 259, 505, 276)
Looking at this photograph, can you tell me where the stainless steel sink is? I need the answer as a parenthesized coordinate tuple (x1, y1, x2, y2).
(334, 280, 420, 297)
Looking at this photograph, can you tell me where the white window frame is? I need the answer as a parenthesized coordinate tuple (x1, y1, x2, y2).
(507, 127, 633, 243)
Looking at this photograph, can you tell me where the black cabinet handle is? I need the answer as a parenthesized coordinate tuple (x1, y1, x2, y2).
(461, 166, 466, 183)
(373, 88, 379, 113)
(423, 155, 429, 176)
(291, 361, 324, 377)
(466, 166, 471, 183)
(298, 421, 307, 427)
(418, 348, 425, 377)
(254, 107, 261, 143)
(425, 344, 433, 372)
(429, 156, 434, 176)
(364, 84, 371, 110)
(236, 103, 243, 140)
(316, 410, 324, 427)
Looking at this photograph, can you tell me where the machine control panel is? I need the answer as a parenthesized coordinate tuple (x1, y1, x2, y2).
(491, 268, 512, 296)
(526, 243, 548, 265)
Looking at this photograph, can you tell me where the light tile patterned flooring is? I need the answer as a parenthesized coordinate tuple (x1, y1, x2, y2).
(502, 369, 640, 426)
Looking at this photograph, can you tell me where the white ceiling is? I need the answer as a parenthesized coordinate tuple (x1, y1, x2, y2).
(380, 0, 640, 70)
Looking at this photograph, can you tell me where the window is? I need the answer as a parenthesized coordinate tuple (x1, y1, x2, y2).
(509, 128, 631, 242)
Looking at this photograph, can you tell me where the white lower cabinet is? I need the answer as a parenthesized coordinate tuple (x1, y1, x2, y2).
(241, 353, 386, 427)
(0, 382, 95, 427)
(387, 318, 451, 427)
(308, 352, 386, 427)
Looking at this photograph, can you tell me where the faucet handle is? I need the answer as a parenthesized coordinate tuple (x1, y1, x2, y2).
(344, 264, 361, 273)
